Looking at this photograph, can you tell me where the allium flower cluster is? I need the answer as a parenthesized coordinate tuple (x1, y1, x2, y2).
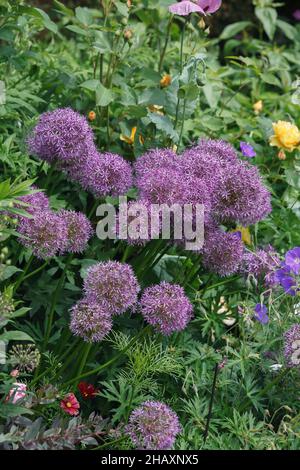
(140, 281, 193, 335)
(126, 401, 181, 450)
(27, 108, 95, 164)
(17, 186, 93, 259)
(58, 210, 93, 253)
(84, 261, 140, 315)
(203, 230, 244, 277)
(70, 298, 112, 343)
(15, 186, 50, 217)
(283, 324, 300, 368)
(28, 108, 133, 198)
(70, 261, 140, 342)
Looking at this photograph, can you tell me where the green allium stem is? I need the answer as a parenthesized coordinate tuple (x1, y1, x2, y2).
(13, 254, 34, 293)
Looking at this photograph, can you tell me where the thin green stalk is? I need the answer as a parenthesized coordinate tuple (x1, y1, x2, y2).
(13, 254, 34, 293)
(203, 363, 219, 443)
(177, 98, 187, 152)
(42, 254, 73, 351)
(74, 343, 93, 385)
(22, 260, 49, 283)
(158, 15, 173, 73)
(64, 325, 151, 386)
(91, 436, 127, 450)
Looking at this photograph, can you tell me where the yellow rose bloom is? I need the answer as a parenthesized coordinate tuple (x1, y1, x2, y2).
(270, 120, 300, 152)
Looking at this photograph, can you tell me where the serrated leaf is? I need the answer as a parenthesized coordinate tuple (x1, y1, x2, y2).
(147, 112, 179, 142)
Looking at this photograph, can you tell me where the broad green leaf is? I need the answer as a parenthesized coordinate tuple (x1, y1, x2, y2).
(220, 21, 252, 40)
(95, 83, 115, 107)
(255, 7, 277, 40)
(0, 330, 34, 342)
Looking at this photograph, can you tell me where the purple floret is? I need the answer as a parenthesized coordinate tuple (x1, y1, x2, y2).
(84, 261, 140, 315)
(70, 298, 112, 343)
(242, 245, 280, 286)
(140, 281, 193, 335)
(126, 400, 181, 450)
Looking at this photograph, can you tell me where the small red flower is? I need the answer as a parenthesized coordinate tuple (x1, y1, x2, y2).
(60, 393, 80, 416)
(78, 381, 98, 399)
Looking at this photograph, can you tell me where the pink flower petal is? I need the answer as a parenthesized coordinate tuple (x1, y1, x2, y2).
(169, 1, 205, 16)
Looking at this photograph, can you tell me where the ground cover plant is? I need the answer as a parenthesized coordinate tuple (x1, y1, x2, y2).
(1, 0, 300, 451)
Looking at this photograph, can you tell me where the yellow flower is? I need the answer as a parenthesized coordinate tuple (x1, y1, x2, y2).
(270, 120, 300, 152)
(160, 74, 172, 88)
(253, 100, 263, 114)
(232, 226, 252, 245)
(120, 126, 137, 145)
(88, 110, 96, 121)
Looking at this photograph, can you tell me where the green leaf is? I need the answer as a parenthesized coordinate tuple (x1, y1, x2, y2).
(0, 265, 22, 282)
(220, 21, 252, 40)
(277, 19, 298, 42)
(114, 1, 129, 17)
(95, 83, 115, 107)
(255, 7, 277, 40)
(75, 7, 93, 25)
(147, 112, 179, 142)
(80, 79, 100, 91)
(0, 330, 34, 342)
(66, 25, 89, 36)
(33, 8, 58, 34)
(260, 72, 281, 88)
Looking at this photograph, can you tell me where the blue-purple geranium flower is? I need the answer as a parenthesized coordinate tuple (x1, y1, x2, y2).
(285, 247, 300, 275)
(254, 304, 269, 324)
(240, 142, 256, 158)
(169, 0, 221, 16)
(274, 265, 297, 296)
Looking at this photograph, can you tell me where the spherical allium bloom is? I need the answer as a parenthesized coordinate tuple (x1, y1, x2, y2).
(77, 150, 133, 197)
(134, 148, 180, 180)
(140, 281, 193, 335)
(58, 210, 93, 253)
(18, 210, 68, 259)
(136, 167, 189, 205)
(84, 261, 140, 315)
(60, 393, 80, 416)
(15, 185, 49, 218)
(283, 324, 300, 368)
(27, 108, 95, 164)
(211, 160, 272, 225)
(126, 401, 181, 450)
(242, 246, 280, 286)
(203, 230, 244, 277)
(69, 298, 113, 343)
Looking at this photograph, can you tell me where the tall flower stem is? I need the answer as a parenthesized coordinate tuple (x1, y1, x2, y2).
(174, 17, 188, 132)
(177, 98, 187, 152)
(13, 254, 34, 293)
(42, 254, 73, 351)
(75, 342, 93, 385)
(203, 363, 219, 443)
(158, 15, 173, 73)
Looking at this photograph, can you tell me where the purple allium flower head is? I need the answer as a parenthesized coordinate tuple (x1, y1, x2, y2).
(284, 247, 300, 275)
(284, 324, 300, 368)
(197, 138, 239, 165)
(240, 142, 256, 158)
(69, 298, 112, 343)
(293, 10, 300, 21)
(14, 185, 49, 219)
(211, 160, 272, 225)
(242, 245, 280, 286)
(18, 210, 68, 259)
(78, 150, 133, 197)
(169, 1, 205, 16)
(136, 167, 189, 205)
(140, 281, 193, 335)
(27, 108, 95, 164)
(58, 210, 93, 254)
(134, 148, 180, 179)
(203, 230, 244, 277)
(84, 261, 140, 315)
(126, 401, 181, 450)
(254, 304, 269, 325)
